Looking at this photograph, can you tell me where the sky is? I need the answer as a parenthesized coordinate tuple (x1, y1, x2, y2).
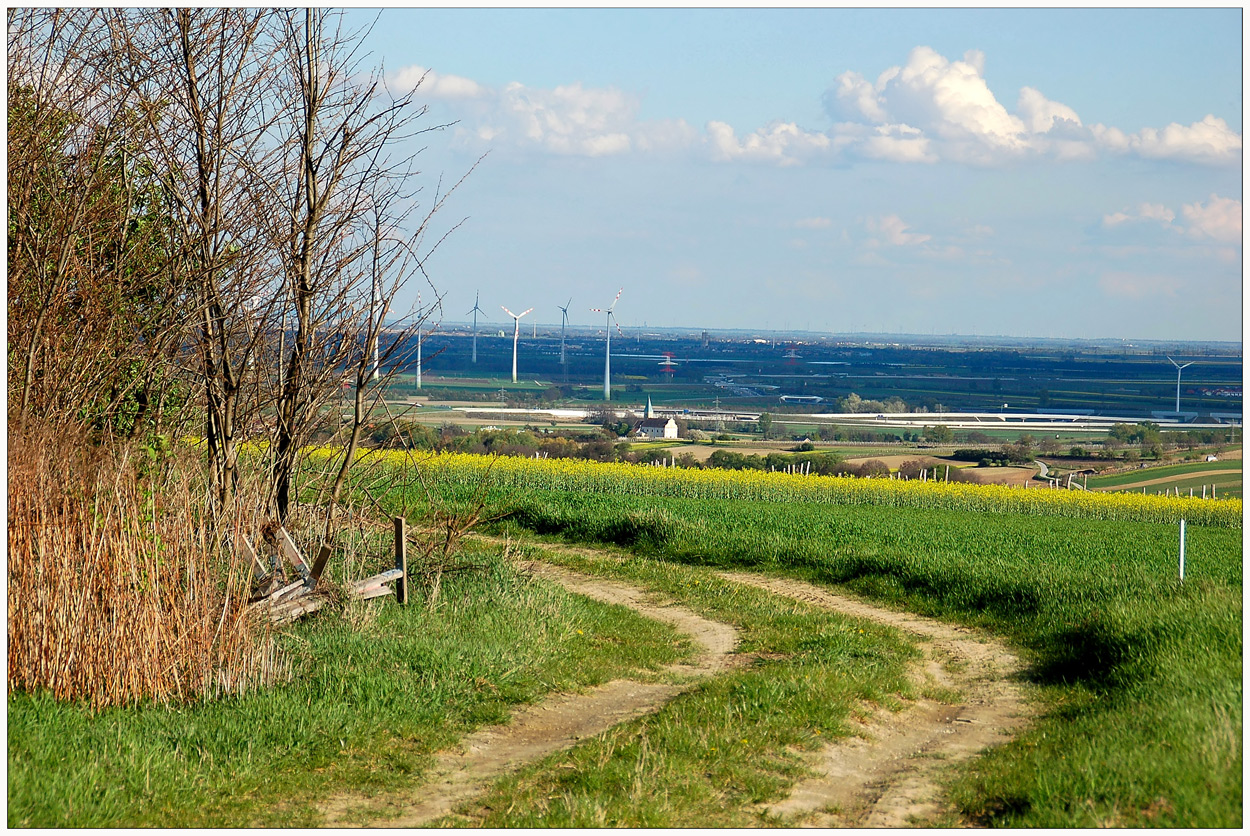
(342, 6, 1243, 343)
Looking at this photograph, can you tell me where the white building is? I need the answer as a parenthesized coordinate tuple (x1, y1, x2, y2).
(635, 417, 679, 439)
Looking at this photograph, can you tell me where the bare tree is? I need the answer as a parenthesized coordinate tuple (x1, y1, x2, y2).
(266, 9, 470, 525)
(130, 8, 283, 508)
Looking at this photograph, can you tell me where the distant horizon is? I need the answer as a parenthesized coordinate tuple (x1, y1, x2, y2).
(395, 317, 1244, 351)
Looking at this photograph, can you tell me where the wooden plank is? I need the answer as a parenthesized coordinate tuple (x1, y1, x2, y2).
(354, 585, 394, 602)
(394, 517, 408, 605)
(269, 597, 327, 624)
(308, 543, 333, 590)
(268, 579, 305, 603)
(276, 527, 312, 582)
(351, 568, 403, 593)
(239, 534, 270, 583)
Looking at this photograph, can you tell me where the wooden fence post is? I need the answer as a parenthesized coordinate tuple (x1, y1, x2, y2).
(394, 516, 408, 605)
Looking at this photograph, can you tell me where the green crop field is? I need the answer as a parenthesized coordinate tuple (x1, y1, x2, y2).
(1089, 459, 1242, 500)
(371, 453, 1241, 827)
(12, 451, 1241, 828)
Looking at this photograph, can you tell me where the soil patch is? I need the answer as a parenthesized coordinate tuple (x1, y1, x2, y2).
(719, 572, 1034, 828)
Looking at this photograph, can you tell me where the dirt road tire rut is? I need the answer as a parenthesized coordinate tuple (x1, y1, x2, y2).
(720, 571, 1033, 827)
(319, 562, 738, 827)
(319, 557, 1031, 828)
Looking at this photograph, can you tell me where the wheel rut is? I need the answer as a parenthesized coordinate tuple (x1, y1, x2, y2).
(318, 561, 738, 827)
(719, 571, 1034, 828)
(319, 550, 1032, 829)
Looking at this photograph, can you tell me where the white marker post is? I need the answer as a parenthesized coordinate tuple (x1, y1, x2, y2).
(1178, 518, 1186, 582)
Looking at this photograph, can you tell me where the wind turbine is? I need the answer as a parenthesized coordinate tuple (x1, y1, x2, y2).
(501, 304, 533, 382)
(466, 291, 486, 364)
(557, 297, 572, 366)
(415, 291, 423, 390)
(590, 288, 623, 401)
(1167, 356, 1194, 413)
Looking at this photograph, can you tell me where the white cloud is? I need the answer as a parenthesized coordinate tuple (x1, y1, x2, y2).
(1102, 202, 1177, 230)
(829, 46, 1029, 165)
(392, 50, 1239, 169)
(1135, 116, 1241, 165)
(1016, 86, 1081, 134)
(1101, 196, 1239, 247)
(390, 65, 485, 99)
(866, 214, 931, 247)
(1181, 194, 1241, 243)
(704, 120, 830, 166)
(826, 47, 1239, 167)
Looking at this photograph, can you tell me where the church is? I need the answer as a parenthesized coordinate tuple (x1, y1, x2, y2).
(633, 396, 679, 439)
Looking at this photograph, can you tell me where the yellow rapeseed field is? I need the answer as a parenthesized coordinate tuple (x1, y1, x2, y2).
(319, 448, 1241, 528)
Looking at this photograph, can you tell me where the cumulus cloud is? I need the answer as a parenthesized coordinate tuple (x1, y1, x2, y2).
(1103, 202, 1178, 230)
(1101, 196, 1240, 247)
(824, 47, 1239, 167)
(1181, 194, 1241, 243)
(866, 214, 931, 247)
(390, 65, 485, 99)
(706, 120, 831, 166)
(1129, 116, 1241, 165)
(391, 49, 1239, 169)
(828, 47, 1028, 164)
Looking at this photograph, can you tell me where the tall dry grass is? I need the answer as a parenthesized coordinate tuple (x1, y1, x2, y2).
(8, 429, 282, 708)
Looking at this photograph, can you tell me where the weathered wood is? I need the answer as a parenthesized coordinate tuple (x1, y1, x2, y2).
(308, 543, 333, 590)
(267, 596, 327, 624)
(239, 534, 270, 583)
(268, 579, 305, 603)
(394, 516, 408, 605)
(276, 527, 312, 582)
(355, 585, 394, 602)
(351, 568, 404, 593)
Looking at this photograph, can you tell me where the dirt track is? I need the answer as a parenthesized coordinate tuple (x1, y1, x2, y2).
(318, 563, 738, 827)
(720, 572, 1033, 827)
(319, 555, 1033, 828)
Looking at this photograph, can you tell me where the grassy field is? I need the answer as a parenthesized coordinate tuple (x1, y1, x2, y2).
(474, 490, 1240, 827)
(1088, 458, 1242, 499)
(11, 451, 1241, 827)
(7, 541, 688, 827)
(440, 542, 920, 828)
(360, 452, 1240, 827)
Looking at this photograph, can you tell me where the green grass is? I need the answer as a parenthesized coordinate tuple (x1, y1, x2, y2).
(433, 543, 921, 827)
(7, 542, 687, 827)
(472, 487, 1241, 827)
(1088, 458, 1242, 500)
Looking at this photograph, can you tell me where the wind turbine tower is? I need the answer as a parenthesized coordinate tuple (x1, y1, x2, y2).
(501, 305, 533, 382)
(467, 291, 486, 364)
(591, 288, 623, 401)
(415, 292, 424, 390)
(1167, 356, 1194, 413)
(557, 298, 572, 367)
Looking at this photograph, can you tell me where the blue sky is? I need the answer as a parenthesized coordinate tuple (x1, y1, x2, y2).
(344, 7, 1242, 342)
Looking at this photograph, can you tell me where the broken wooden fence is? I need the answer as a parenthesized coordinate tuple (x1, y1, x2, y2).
(238, 516, 409, 625)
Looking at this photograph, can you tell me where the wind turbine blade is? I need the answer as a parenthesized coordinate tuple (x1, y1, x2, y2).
(501, 305, 517, 319)
(517, 307, 534, 319)
(608, 288, 623, 311)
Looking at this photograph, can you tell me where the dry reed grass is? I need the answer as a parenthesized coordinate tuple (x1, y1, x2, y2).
(7, 429, 283, 708)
